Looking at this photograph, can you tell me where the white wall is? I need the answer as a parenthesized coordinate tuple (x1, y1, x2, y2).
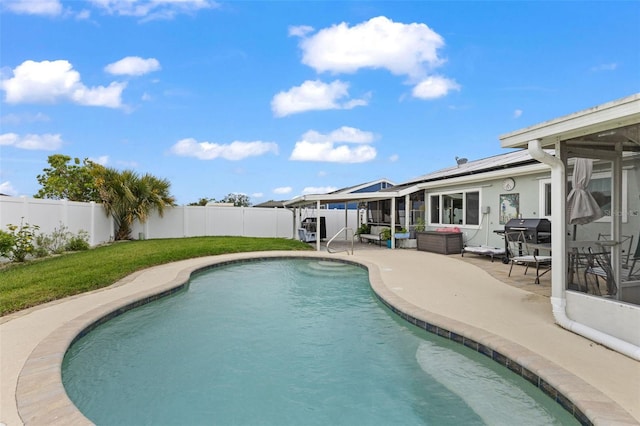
(0, 196, 356, 246)
(566, 291, 640, 347)
(0, 197, 113, 246)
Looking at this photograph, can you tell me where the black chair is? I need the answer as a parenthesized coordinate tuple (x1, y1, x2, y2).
(583, 247, 617, 296)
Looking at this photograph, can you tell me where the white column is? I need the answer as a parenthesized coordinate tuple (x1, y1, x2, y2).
(551, 141, 567, 300)
(316, 200, 321, 251)
(344, 202, 348, 239)
(390, 197, 396, 249)
(612, 143, 623, 300)
(404, 194, 410, 230)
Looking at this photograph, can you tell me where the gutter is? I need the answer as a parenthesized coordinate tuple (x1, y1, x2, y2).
(528, 140, 640, 361)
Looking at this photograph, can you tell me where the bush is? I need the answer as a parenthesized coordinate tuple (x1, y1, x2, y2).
(34, 223, 70, 257)
(66, 231, 90, 251)
(356, 223, 370, 235)
(5, 219, 40, 262)
(0, 230, 15, 258)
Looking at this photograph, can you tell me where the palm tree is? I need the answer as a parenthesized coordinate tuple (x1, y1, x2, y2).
(96, 168, 176, 240)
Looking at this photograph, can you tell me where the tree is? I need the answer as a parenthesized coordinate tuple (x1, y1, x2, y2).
(187, 198, 214, 206)
(219, 193, 251, 207)
(34, 154, 101, 202)
(96, 168, 176, 240)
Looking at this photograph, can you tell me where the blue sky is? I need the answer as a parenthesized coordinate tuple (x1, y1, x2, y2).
(1, 0, 639, 205)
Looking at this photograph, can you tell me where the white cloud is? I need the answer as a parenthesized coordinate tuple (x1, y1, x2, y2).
(288, 25, 314, 37)
(590, 63, 618, 72)
(0, 181, 19, 196)
(1, 60, 126, 108)
(89, 155, 109, 165)
(75, 9, 91, 19)
(290, 126, 377, 163)
(271, 80, 368, 117)
(0, 132, 63, 150)
(252, 192, 263, 198)
(298, 16, 445, 79)
(412, 76, 460, 99)
(302, 186, 337, 195)
(105, 56, 161, 76)
(116, 160, 139, 168)
(89, 0, 217, 20)
(0, 112, 50, 125)
(389, 154, 399, 162)
(513, 109, 523, 119)
(170, 138, 278, 160)
(296, 16, 460, 100)
(303, 126, 375, 144)
(273, 186, 292, 195)
(3, 0, 63, 16)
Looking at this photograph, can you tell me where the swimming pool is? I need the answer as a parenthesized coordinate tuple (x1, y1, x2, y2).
(62, 258, 578, 425)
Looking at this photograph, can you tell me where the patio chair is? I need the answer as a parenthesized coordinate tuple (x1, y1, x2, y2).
(583, 247, 617, 296)
(597, 233, 634, 268)
(628, 237, 640, 279)
(506, 231, 552, 284)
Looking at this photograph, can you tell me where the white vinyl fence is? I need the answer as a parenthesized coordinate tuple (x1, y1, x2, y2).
(0, 196, 358, 246)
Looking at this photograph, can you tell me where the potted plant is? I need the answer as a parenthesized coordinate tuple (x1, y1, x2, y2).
(356, 223, 370, 236)
(395, 227, 410, 239)
(409, 217, 425, 239)
(381, 227, 392, 241)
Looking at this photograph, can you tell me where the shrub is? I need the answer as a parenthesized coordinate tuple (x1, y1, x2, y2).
(34, 223, 71, 257)
(5, 219, 40, 262)
(66, 231, 90, 252)
(0, 230, 15, 258)
(356, 223, 370, 235)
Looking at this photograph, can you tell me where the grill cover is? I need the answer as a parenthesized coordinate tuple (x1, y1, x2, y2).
(504, 218, 551, 244)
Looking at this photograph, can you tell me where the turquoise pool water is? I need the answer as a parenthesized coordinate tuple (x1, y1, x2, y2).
(63, 259, 577, 425)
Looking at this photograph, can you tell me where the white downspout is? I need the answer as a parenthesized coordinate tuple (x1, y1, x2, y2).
(528, 140, 640, 360)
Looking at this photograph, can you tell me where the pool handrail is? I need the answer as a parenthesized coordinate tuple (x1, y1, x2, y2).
(327, 227, 355, 255)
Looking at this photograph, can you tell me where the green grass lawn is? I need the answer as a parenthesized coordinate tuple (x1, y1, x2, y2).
(0, 236, 312, 316)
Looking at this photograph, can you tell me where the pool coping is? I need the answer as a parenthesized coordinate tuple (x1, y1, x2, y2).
(10, 251, 639, 425)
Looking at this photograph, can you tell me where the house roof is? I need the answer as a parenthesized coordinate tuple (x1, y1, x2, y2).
(253, 200, 287, 208)
(327, 178, 395, 195)
(397, 149, 542, 188)
(283, 149, 552, 207)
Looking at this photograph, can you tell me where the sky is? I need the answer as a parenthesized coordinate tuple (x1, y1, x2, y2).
(1, 1, 639, 205)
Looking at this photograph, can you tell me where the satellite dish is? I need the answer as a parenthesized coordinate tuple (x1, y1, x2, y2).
(455, 156, 468, 165)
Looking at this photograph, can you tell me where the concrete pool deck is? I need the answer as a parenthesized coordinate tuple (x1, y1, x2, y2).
(1, 249, 638, 425)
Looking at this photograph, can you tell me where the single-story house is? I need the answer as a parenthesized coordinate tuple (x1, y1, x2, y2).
(285, 93, 640, 359)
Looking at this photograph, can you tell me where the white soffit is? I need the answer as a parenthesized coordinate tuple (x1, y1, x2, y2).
(499, 93, 640, 149)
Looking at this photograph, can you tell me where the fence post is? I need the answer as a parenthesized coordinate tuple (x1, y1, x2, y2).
(22, 196, 29, 221)
(90, 202, 96, 246)
(183, 206, 188, 237)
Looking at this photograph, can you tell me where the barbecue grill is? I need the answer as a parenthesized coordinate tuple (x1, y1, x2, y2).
(504, 218, 551, 244)
(495, 218, 551, 263)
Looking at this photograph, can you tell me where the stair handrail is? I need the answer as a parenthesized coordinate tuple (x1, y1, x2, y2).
(327, 227, 355, 255)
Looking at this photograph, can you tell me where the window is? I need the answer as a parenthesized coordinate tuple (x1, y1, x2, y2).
(539, 179, 552, 218)
(540, 170, 628, 223)
(429, 190, 480, 226)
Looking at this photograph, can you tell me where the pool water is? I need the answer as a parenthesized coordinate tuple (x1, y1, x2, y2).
(63, 259, 578, 425)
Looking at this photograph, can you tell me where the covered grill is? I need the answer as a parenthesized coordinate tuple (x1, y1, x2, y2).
(504, 218, 551, 244)
(494, 218, 551, 263)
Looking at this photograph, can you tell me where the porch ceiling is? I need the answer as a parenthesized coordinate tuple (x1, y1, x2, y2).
(499, 94, 640, 149)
